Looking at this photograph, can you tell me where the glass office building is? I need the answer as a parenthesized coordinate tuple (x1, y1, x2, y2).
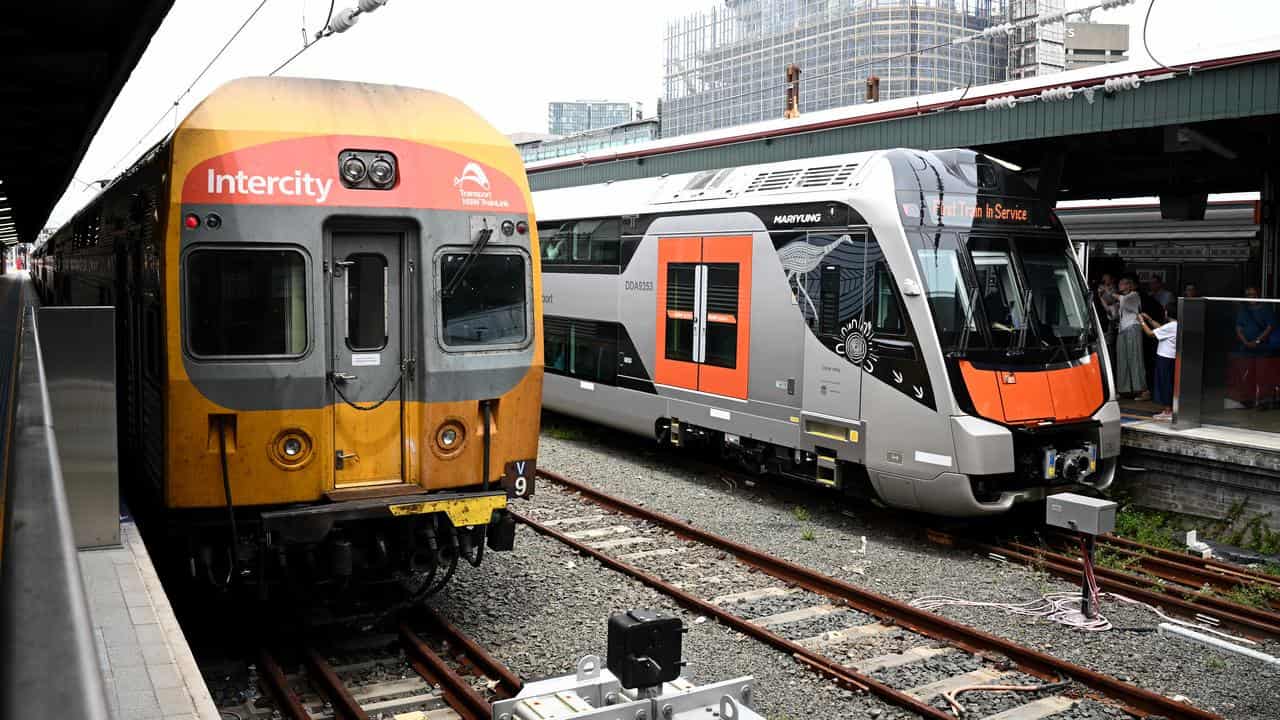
(661, 0, 1011, 137)
(548, 101, 637, 136)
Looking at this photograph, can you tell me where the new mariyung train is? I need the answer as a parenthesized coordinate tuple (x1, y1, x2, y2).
(533, 149, 1118, 516)
(31, 78, 542, 602)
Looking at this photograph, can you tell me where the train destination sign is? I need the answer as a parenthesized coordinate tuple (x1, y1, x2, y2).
(899, 196, 1040, 227)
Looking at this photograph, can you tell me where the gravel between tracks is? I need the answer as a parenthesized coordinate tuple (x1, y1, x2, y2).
(432, 522, 903, 719)
(535, 418, 1280, 720)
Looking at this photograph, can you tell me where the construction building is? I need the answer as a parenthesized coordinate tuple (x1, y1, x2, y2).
(661, 0, 1009, 137)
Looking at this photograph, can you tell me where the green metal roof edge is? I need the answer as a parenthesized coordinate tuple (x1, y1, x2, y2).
(528, 57, 1280, 193)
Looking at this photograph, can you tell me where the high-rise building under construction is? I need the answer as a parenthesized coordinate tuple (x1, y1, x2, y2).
(662, 0, 1011, 137)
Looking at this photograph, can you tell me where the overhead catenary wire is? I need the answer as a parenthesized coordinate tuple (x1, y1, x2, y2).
(104, 0, 272, 178)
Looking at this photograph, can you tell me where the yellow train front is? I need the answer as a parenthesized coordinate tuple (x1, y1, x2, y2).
(42, 77, 542, 602)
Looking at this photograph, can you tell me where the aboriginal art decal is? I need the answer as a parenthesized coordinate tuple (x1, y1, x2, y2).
(774, 229, 934, 409)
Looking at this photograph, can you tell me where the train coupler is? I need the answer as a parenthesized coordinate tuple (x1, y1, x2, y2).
(492, 610, 764, 720)
(486, 508, 516, 551)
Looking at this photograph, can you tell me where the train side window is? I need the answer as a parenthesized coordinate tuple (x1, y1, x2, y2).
(571, 319, 618, 384)
(539, 218, 620, 269)
(665, 264, 697, 362)
(186, 248, 308, 358)
(440, 252, 528, 347)
(544, 316, 571, 373)
(544, 315, 618, 385)
(539, 223, 567, 263)
(703, 263, 739, 369)
(345, 253, 388, 351)
(873, 263, 905, 336)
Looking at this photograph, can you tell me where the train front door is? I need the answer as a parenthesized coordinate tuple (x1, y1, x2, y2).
(654, 235, 752, 400)
(329, 231, 405, 487)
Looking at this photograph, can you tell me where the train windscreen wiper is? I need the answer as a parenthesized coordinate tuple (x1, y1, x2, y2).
(953, 286, 980, 356)
(442, 225, 495, 298)
(1009, 288, 1035, 356)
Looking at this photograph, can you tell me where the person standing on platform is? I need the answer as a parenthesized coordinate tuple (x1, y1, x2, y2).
(1183, 283, 1200, 299)
(1115, 277, 1147, 398)
(1149, 276, 1174, 310)
(1140, 305, 1179, 421)
(1095, 273, 1120, 357)
(1236, 286, 1275, 353)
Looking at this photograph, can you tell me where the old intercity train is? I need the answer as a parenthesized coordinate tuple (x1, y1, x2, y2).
(534, 149, 1118, 516)
(31, 78, 542, 601)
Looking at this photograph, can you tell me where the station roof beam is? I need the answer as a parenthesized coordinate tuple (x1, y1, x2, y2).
(0, 0, 174, 245)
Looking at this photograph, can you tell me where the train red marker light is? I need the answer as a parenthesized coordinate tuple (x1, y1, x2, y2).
(183, 213, 200, 229)
(515, 220, 529, 235)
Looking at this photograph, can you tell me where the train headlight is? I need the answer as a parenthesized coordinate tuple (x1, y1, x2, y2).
(341, 156, 368, 184)
(368, 157, 396, 187)
(434, 421, 467, 457)
(270, 429, 314, 470)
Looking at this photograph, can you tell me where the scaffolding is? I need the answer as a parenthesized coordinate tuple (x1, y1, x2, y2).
(662, 0, 1010, 137)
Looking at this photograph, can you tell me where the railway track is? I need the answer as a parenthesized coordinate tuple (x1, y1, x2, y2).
(521, 468, 1224, 720)
(938, 532, 1280, 641)
(247, 608, 520, 720)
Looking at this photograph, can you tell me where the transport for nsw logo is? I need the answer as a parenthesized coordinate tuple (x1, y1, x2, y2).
(452, 161, 508, 209)
(453, 162, 491, 191)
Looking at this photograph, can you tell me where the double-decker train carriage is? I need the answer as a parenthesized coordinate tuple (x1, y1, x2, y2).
(31, 77, 542, 601)
(534, 149, 1118, 516)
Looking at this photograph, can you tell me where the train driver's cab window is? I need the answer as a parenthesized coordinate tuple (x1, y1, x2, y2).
(539, 218, 620, 268)
(873, 263, 905, 335)
(969, 238, 1025, 335)
(916, 247, 975, 338)
(440, 252, 528, 347)
(186, 248, 308, 357)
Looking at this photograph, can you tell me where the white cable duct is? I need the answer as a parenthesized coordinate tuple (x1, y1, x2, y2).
(1159, 623, 1280, 666)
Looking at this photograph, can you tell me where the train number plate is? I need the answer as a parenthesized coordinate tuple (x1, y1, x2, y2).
(502, 459, 536, 498)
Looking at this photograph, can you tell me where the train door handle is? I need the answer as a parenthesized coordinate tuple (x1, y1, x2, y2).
(331, 371, 358, 384)
(335, 450, 359, 469)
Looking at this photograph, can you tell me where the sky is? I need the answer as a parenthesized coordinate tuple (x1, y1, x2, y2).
(44, 0, 1280, 229)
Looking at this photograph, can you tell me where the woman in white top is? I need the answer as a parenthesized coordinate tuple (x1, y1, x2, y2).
(1114, 278, 1147, 397)
(1140, 304, 1179, 421)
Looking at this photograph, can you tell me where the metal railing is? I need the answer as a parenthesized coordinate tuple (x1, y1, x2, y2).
(0, 306, 111, 720)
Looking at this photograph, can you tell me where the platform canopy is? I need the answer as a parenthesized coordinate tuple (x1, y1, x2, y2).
(526, 43, 1280, 204)
(0, 0, 174, 245)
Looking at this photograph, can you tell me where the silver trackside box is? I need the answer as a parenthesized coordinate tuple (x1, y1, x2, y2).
(1045, 492, 1116, 536)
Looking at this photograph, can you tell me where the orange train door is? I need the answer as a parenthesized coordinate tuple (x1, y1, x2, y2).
(654, 235, 752, 399)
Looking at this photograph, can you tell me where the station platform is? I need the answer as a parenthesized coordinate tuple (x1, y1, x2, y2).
(0, 272, 216, 719)
(81, 518, 219, 720)
(1119, 413, 1280, 531)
